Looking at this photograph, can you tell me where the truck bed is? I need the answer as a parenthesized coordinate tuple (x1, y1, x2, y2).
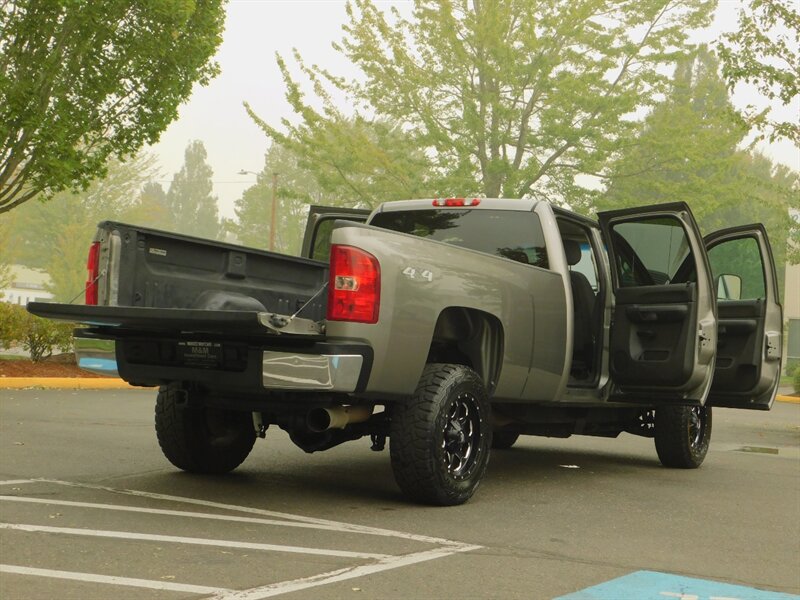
(96, 221, 328, 319)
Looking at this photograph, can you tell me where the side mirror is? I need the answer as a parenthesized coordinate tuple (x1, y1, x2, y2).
(716, 273, 742, 300)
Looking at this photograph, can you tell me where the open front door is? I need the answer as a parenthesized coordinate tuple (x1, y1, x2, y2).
(301, 205, 372, 261)
(598, 203, 717, 404)
(705, 225, 782, 410)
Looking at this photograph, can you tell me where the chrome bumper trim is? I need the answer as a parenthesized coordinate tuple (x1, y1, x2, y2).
(75, 337, 118, 377)
(262, 351, 362, 391)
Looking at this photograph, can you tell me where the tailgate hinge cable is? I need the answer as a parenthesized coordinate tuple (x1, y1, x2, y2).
(65, 269, 105, 305)
(289, 282, 329, 323)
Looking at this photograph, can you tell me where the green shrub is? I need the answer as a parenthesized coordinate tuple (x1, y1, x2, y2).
(793, 365, 800, 395)
(0, 302, 25, 349)
(785, 358, 800, 377)
(0, 303, 74, 361)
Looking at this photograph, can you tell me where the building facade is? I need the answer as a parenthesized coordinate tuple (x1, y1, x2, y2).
(1, 265, 53, 305)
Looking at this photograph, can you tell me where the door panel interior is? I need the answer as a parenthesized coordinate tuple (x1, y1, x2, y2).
(598, 203, 717, 404)
(711, 299, 765, 394)
(704, 225, 782, 410)
(611, 285, 697, 387)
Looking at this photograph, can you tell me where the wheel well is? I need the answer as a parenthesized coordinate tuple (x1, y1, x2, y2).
(426, 307, 504, 394)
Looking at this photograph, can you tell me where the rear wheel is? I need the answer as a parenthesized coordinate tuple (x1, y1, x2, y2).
(155, 385, 256, 474)
(390, 363, 492, 505)
(654, 405, 712, 468)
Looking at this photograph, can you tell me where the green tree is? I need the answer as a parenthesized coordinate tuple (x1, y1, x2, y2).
(166, 140, 221, 240)
(126, 181, 174, 231)
(247, 111, 436, 208)
(0, 211, 18, 293)
(717, 0, 800, 144)
(234, 144, 332, 254)
(600, 47, 748, 213)
(598, 47, 798, 288)
(0, 0, 225, 213)
(248, 0, 714, 210)
(6, 153, 160, 301)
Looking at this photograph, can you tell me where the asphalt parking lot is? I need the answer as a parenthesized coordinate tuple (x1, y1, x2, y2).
(1, 389, 798, 599)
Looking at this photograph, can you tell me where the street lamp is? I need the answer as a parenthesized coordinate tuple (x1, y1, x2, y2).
(238, 169, 278, 252)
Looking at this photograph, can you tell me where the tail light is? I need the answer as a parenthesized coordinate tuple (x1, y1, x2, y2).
(85, 241, 100, 305)
(327, 245, 380, 324)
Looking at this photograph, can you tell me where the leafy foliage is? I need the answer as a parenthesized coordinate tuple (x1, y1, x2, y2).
(717, 0, 800, 144)
(0, 0, 225, 213)
(166, 140, 221, 240)
(793, 363, 800, 394)
(0, 301, 23, 348)
(4, 154, 160, 301)
(0, 303, 73, 362)
(0, 214, 16, 294)
(234, 144, 333, 254)
(598, 47, 798, 285)
(249, 0, 715, 209)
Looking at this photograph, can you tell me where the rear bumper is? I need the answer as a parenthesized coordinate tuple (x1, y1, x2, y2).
(262, 351, 364, 392)
(75, 336, 118, 377)
(75, 331, 372, 394)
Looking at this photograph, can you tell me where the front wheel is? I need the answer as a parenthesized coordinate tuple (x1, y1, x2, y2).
(390, 363, 492, 506)
(654, 405, 712, 469)
(155, 385, 256, 474)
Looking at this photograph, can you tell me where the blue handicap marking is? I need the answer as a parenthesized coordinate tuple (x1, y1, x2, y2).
(78, 357, 118, 373)
(555, 570, 799, 600)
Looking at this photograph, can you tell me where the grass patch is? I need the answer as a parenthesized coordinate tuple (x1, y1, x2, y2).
(0, 354, 28, 361)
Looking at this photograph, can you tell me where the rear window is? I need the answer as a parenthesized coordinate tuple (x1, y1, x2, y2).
(369, 209, 548, 268)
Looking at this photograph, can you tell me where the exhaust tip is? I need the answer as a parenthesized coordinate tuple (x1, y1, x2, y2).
(307, 408, 333, 432)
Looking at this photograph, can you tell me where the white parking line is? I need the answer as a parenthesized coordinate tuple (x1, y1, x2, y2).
(0, 478, 482, 598)
(0, 564, 231, 595)
(0, 523, 391, 560)
(209, 544, 482, 600)
(0, 495, 356, 533)
(39, 478, 469, 547)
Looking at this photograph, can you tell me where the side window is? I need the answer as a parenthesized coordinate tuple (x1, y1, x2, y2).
(311, 219, 335, 263)
(571, 241, 599, 291)
(707, 236, 765, 300)
(611, 217, 692, 287)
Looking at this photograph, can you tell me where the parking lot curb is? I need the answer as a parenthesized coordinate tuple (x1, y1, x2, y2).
(0, 378, 153, 390)
(776, 394, 800, 404)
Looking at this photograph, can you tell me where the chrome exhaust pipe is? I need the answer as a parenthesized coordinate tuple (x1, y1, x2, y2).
(307, 405, 373, 432)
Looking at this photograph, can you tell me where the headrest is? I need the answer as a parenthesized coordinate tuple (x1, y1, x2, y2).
(563, 240, 582, 266)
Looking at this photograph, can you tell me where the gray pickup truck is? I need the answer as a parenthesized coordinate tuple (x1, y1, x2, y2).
(29, 198, 783, 505)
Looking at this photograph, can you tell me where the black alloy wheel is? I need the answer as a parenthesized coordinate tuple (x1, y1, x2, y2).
(442, 392, 483, 477)
(654, 404, 712, 469)
(390, 363, 492, 505)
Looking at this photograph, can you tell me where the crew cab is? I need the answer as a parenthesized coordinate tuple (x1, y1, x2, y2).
(28, 199, 783, 505)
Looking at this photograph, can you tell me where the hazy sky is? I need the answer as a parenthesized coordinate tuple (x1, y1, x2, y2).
(148, 0, 800, 219)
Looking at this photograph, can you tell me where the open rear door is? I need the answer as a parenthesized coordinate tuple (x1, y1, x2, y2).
(704, 224, 782, 410)
(301, 205, 372, 261)
(598, 203, 717, 404)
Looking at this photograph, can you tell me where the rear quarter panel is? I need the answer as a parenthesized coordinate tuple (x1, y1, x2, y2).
(328, 224, 568, 400)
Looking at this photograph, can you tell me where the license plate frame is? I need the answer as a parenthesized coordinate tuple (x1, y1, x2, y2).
(176, 341, 223, 369)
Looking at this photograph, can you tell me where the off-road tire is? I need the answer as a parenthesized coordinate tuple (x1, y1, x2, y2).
(654, 405, 712, 469)
(155, 386, 256, 474)
(390, 363, 492, 506)
(492, 431, 520, 450)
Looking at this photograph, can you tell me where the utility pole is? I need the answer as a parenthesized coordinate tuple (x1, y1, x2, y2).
(270, 172, 278, 252)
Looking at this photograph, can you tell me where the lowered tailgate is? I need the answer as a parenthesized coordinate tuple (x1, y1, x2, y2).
(25, 303, 371, 394)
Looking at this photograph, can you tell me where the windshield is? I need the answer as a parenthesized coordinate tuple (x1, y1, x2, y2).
(370, 209, 549, 268)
